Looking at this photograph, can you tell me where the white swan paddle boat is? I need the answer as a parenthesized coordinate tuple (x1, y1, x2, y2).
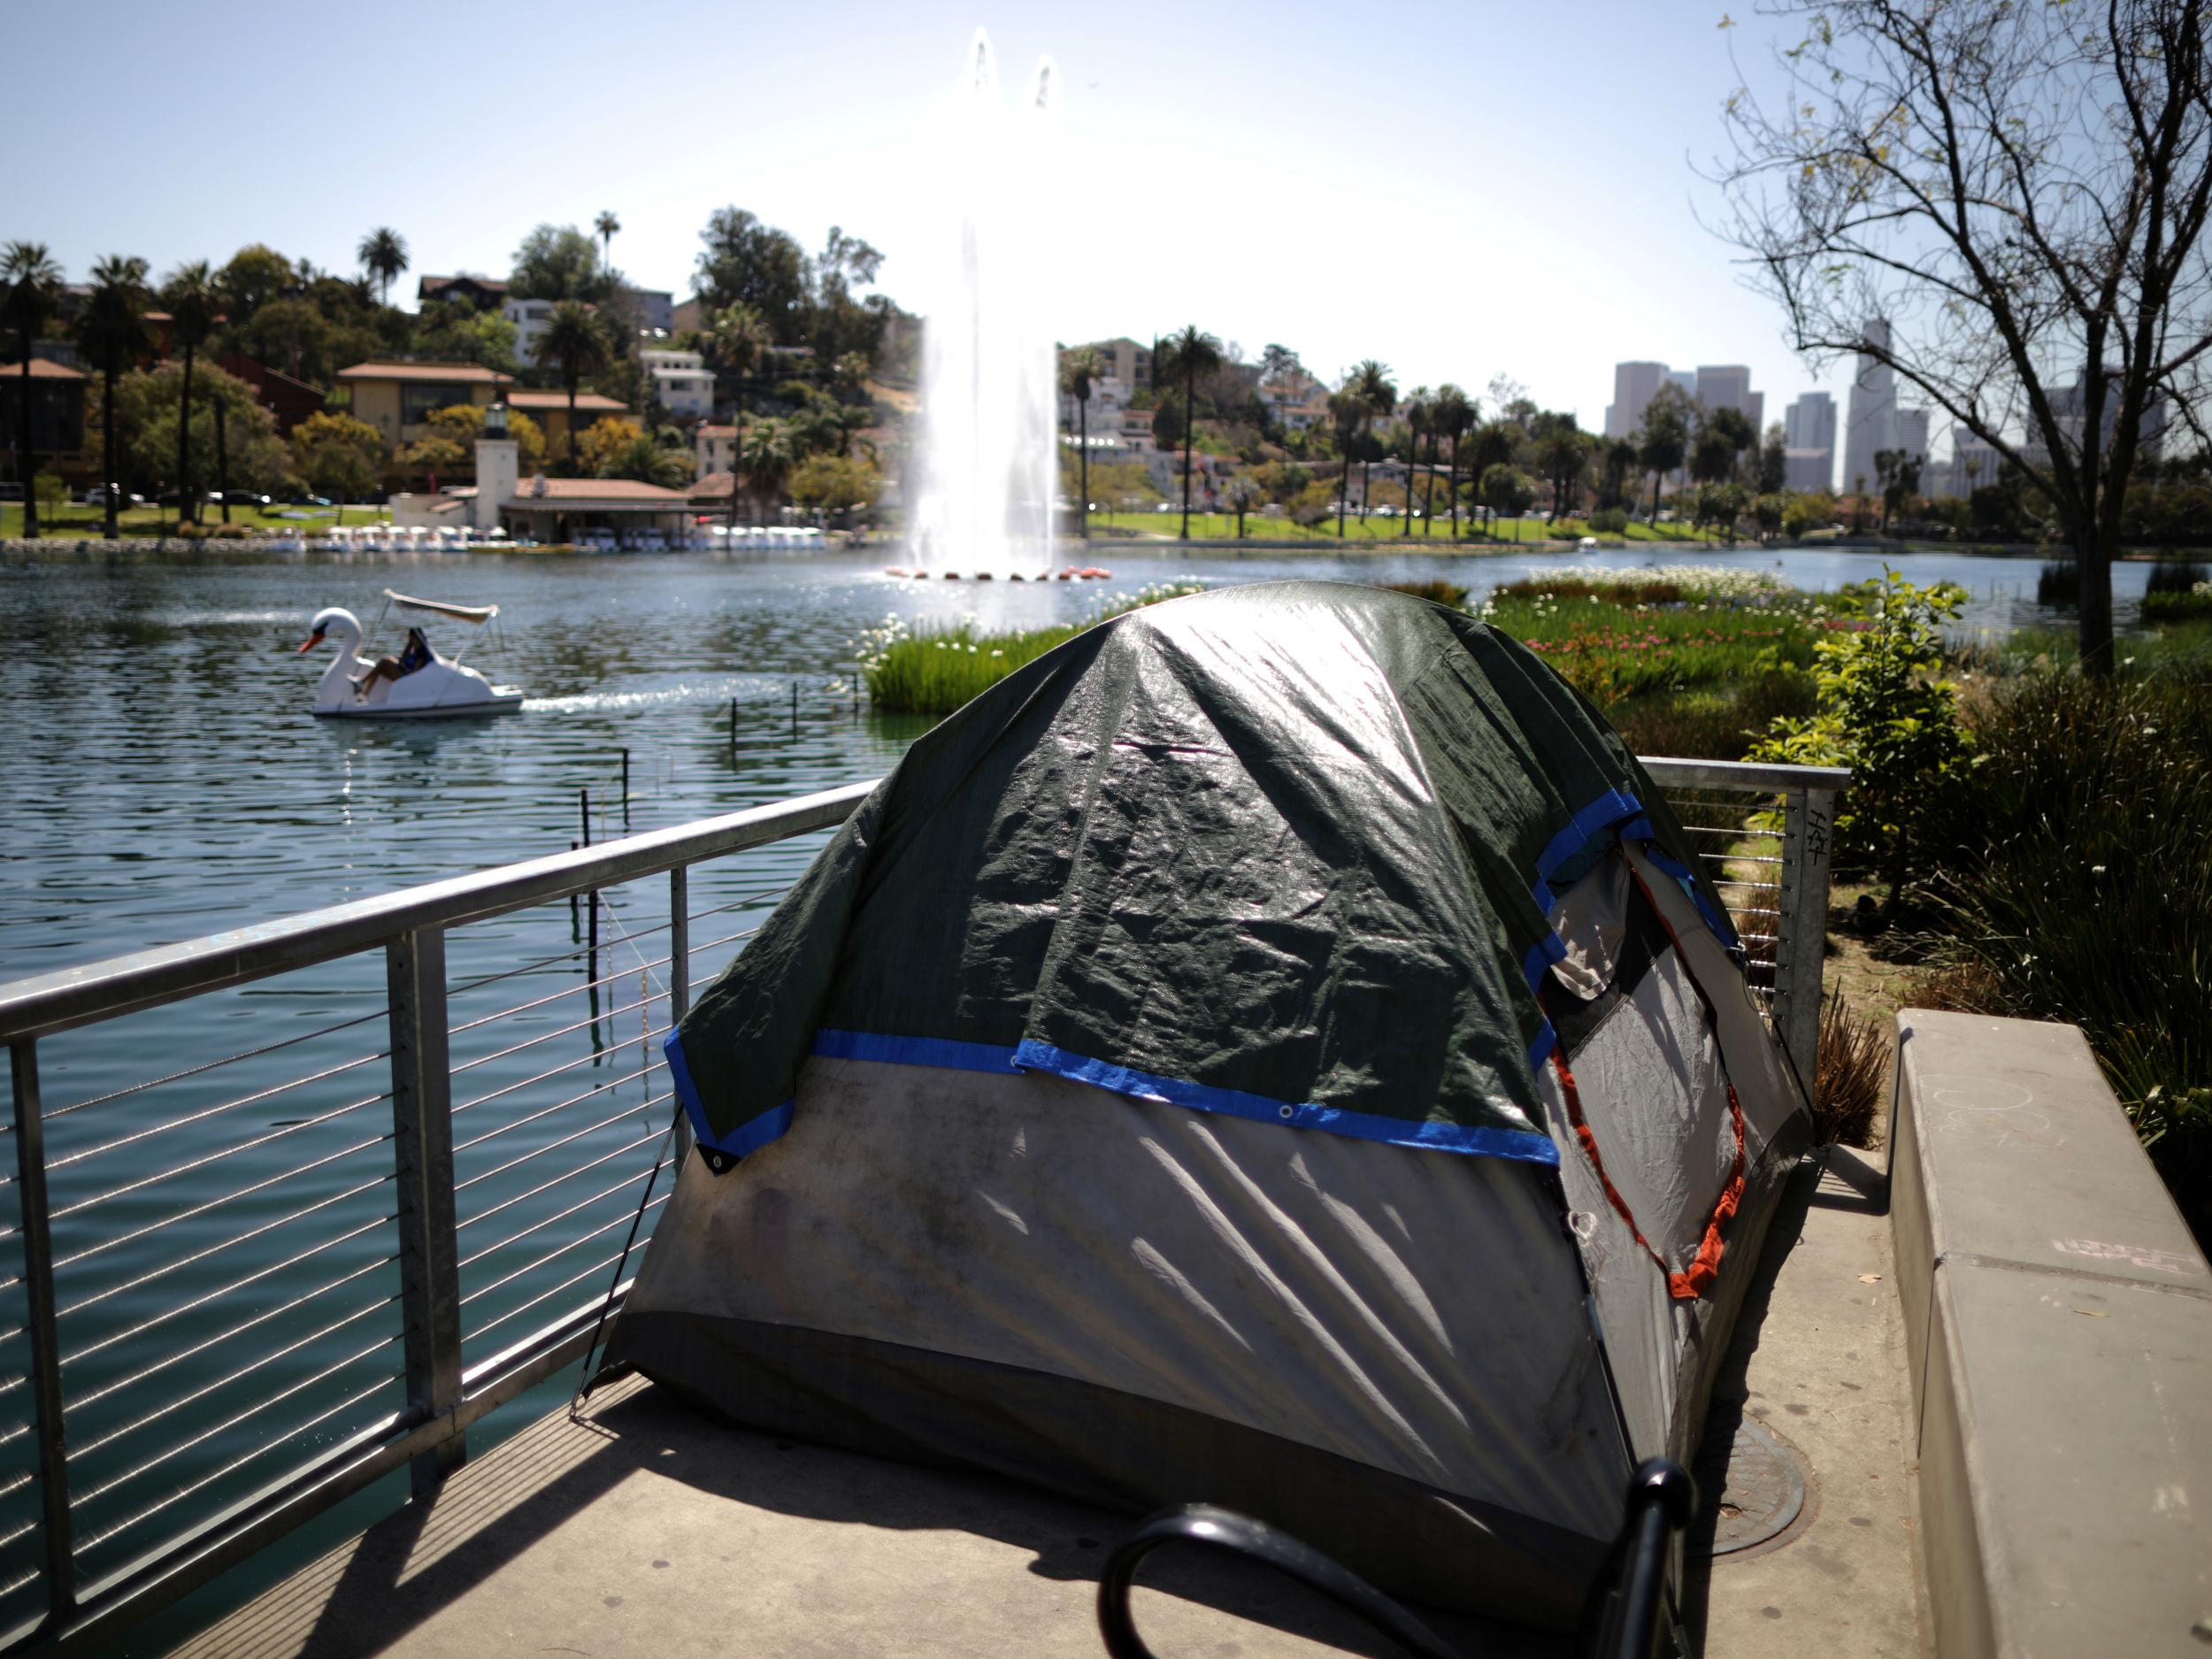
(296, 590, 526, 718)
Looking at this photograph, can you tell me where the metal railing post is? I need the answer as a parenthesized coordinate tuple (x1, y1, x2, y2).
(9, 1040, 75, 1624)
(667, 866, 693, 1166)
(387, 928, 465, 1499)
(1773, 786, 1837, 1095)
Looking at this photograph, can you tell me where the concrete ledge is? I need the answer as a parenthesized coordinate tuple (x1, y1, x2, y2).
(1892, 1010, 2212, 1658)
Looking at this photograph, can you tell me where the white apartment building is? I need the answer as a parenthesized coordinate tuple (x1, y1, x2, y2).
(1061, 374, 1131, 434)
(641, 349, 714, 420)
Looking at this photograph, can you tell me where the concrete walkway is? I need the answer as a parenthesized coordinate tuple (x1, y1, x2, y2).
(163, 1145, 1929, 1659)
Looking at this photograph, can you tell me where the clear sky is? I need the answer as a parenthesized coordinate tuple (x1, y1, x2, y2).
(15, 0, 1867, 434)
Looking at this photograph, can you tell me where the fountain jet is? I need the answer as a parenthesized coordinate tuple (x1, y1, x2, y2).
(909, 29, 1064, 578)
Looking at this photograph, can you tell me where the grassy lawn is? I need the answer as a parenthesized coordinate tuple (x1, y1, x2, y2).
(2, 502, 391, 539)
(1079, 509, 1720, 546)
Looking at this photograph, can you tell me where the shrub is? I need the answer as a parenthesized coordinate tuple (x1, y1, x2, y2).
(1749, 568, 1972, 894)
(2036, 559, 2079, 607)
(1590, 507, 1630, 534)
(2141, 582, 2212, 625)
(1915, 662, 2212, 1246)
(2145, 559, 2209, 595)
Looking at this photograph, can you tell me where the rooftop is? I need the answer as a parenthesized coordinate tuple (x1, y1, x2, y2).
(3, 357, 87, 380)
(507, 476, 687, 503)
(504, 390, 630, 413)
(337, 361, 514, 385)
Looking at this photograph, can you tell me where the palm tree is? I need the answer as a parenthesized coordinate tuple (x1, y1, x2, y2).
(1156, 326, 1223, 539)
(1402, 388, 1431, 531)
(161, 261, 221, 526)
(1061, 347, 1102, 539)
(357, 228, 408, 306)
(1348, 360, 1396, 524)
(712, 303, 770, 528)
(80, 256, 152, 540)
(739, 419, 795, 526)
(1431, 386, 1472, 537)
(595, 211, 621, 274)
(3, 242, 64, 539)
(534, 303, 611, 473)
(1329, 386, 1365, 539)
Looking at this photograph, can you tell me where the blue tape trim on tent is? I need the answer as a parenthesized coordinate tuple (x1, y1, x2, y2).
(664, 1027, 795, 1162)
(1010, 1040, 1560, 1166)
(1529, 787, 1643, 913)
(1640, 845, 1745, 956)
(810, 1029, 1020, 1073)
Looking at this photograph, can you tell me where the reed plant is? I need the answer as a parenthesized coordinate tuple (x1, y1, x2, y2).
(860, 582, 1204, 715)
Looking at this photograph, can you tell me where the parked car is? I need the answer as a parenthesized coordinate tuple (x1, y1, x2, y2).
(81, 485, 145, 507)
(222, 490, 273, 508)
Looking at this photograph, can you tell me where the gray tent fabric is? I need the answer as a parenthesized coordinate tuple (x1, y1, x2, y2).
(662, 581, 1741, 1166)
(612, 581, 1813, 1626)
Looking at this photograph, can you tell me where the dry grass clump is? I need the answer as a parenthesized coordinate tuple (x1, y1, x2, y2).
(1813, 992, 1889, 1148)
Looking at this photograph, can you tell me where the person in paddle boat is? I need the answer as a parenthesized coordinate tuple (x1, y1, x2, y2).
(353, 626, 434, 702)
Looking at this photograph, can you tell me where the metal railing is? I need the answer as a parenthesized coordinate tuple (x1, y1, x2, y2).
(0, 758, 1839, 1656)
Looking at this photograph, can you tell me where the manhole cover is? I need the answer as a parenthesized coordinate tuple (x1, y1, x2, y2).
(1695, 1415, 1809, 1555)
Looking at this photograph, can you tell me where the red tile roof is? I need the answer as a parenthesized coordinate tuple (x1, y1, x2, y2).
(337, 361, 514, 384)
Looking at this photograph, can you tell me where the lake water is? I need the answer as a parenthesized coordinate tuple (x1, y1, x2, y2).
(0, 540, 2159, 1646)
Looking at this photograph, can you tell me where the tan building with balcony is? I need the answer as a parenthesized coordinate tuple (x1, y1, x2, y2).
(336, 361, 513, 462)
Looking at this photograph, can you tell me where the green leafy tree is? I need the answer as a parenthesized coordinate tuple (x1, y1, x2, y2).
(1753, 490, 1787, 542)
(426, 402, 546, 472)
(97, 358, 288, 499)
(398, 434, 467, 486)
(809, 226, 887, 365)
(1061, 346, 1102, 539)
(160, 260, 222, 523)
(218, 243, 297, 323)
(1157, 325, 1224, 539)
(1460, 419, 1518, 535)
(3, 242, 63, 538)
(1703, 403, 1755, 475)
(1758, 424, 1788, 494)
(1637, 383, 1693, 523)
(787, 451, 881, 525)
(1481, 462, 1538, 541)
(577, 416, 645, 477)
(1348, 359, 1396, 522)
(695, 208, 810, 342)
(511, 225, 618, 304)
(80, 254, 153, 538)
(1714, 0, 2212, 676)
(292, 410, 388, 506)
(357, 227, 408, 305)
(594, 211, 620, 273)
(534, 302, 611, 472)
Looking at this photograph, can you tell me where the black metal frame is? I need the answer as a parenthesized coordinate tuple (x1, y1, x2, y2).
(1095, 1459, 1697, 1659)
